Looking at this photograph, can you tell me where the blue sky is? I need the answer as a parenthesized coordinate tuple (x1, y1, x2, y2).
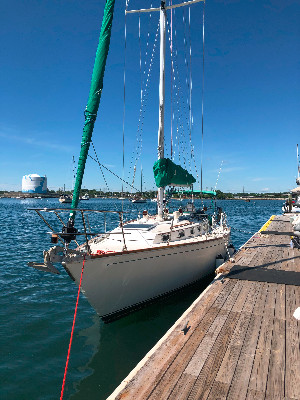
(1, 0, 299, 193)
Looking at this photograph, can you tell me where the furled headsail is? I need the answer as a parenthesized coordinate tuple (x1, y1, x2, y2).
(70, 0, 116, 221)
(153, 158, 196, 188)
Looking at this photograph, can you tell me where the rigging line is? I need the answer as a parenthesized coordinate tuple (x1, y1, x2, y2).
(183, 6, 193, 173)
(136, 19, 159, 147)
(166, 16, 188, 167)
(139, 14, 142, 101)
(182, 8, 190, 109)
(91, 141, 110, 191)
(72, 155, 77, 190)
(174, 9, 192, 162)
(122, 1, 128, 206)
(132, 14, 155, 169)
(143, 3, 153, 84)
(88, 153, 139, 191)
(130, 20, 159, 185)
(136, 13, 143, 173)
(200, 0, 205, 195)
(189, 6, 192, 165)
(214, 160, 223, 191)
(141, 3, 153, 90)
(297, 143, 300, 177)
(167, 13, 191, 161)
(170, 0, 173, 158)
(183, 7, 191, 170)
(187, 7, 199, 184)
(60, 256, 85, 400)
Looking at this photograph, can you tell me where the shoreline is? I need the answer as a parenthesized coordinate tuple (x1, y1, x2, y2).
(0, 192, 285, 201)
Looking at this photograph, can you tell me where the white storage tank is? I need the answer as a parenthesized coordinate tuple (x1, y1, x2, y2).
(22, 174, 47, 194)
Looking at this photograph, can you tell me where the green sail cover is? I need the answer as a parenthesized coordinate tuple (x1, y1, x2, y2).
(153, 158, 196, 188)
(70, 0, 116, 221)
(181, 190, 216, 196)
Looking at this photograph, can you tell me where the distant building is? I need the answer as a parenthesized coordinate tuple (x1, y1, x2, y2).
(22, 174, 47, 194)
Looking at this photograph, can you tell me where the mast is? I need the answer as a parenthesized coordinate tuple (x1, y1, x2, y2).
(297, 144, 299, 179)
(69, 0, 116, 224)
(157, 1, 166, 219)
(297, 144, 300, 185)
(141, 165, 143, 195)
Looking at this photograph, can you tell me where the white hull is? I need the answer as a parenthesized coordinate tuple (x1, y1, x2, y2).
(131, 199, 147, 203)
(59, 197, 72, 203)
(63, 232, 229, 319)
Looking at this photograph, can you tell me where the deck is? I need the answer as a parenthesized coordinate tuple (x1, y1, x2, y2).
(107, 214, 300, 400)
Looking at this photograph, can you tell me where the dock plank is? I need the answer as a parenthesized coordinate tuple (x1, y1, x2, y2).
(285, 285, 300, 399)
(213, 282, 262, 389)
(274, 283, 285, 320)
(246, 312, 274, 397)
(187, 311, 239, 400)
(206, 381, 230, 400)
(265, 318, 286, 399)
(225, 313, 262, 399)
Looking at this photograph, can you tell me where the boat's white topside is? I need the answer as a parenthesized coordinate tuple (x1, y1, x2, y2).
(86, 212, 228, 255)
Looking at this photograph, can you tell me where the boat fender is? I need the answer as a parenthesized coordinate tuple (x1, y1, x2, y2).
(215, 254, 224, 269)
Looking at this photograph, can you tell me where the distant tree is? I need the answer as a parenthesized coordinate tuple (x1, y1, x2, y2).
(215, 190, 226, 200)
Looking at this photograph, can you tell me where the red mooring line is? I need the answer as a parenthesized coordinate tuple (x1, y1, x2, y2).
(60, 257, 85, 400)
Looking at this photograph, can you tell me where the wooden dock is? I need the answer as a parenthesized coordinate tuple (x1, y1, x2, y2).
(107, 214, 300, 400)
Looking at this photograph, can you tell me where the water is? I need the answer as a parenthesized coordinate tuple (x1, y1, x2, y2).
(0, 198, 283, 399)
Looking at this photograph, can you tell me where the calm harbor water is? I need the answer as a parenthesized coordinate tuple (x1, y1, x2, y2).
(0, 198, 283, 400)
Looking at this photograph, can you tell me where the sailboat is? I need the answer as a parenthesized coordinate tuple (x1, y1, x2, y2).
(29, 0, 231, 321)
(81, 193, 90, 200)
(59, 194, 72, 203)
(59, 184, 72, 203)
(131, 166, 147, 203)
(59, 158, 77, 203)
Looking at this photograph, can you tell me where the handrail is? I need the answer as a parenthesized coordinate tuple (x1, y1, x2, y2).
(28, 208, 128, 213)
(50, 232, 130, 236)
(35, 210, 64, 244)
(29, 207, 129, 251)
